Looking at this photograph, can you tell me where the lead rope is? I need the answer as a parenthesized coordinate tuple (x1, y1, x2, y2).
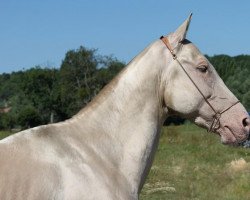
(160, 36, 240, 132)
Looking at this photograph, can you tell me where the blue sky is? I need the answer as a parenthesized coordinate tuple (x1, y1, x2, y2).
(1, 0, 250, 73)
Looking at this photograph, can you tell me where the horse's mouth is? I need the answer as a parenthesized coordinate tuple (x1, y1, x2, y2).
(216, 126, 237, 145)
(218, 126, 247, 146)
(194, 117, 248, 146)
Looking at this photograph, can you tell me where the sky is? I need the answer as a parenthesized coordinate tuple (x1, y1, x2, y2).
(1, 0, 250, 73)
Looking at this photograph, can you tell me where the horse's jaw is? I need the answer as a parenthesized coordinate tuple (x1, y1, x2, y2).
(194, 102, 249, 146)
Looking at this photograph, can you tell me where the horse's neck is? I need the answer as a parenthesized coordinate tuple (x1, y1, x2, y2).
(74, 41, 167, 194)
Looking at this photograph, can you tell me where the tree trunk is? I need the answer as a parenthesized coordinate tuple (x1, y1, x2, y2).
(50, 111, 54, 124)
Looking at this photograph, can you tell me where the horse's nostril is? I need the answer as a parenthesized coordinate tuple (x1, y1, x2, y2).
(242, 117, 250, 127)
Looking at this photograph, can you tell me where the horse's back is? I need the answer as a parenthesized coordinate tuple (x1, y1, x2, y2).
(0, 131, 63, 199)
(0, 125, 135, 200)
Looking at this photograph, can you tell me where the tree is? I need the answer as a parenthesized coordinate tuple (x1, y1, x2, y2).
(243, 91, 250, 111)
(19, 67, 61, 124)
(18, 105, 41, 129)
(60, 46, 99, 118)
(0, 113, 15, 130)
(208, 54, 250, 110)
(96, 56, 125, 89)
(0, 46, 249, 130)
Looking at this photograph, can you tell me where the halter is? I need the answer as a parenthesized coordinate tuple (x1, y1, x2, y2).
(160, 36, 240, 132)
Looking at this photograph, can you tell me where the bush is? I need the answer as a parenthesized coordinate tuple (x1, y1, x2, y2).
(0, 113, 15, 130)
(18, 106, 42, 129)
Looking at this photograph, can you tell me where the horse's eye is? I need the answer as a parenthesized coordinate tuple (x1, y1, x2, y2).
(197, 65, 208, 73)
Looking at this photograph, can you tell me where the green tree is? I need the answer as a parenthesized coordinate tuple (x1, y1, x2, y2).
(0, 113, 15, 130)
(18, 105, 42, 129)
(20, 67, 60, 124)
(243, 91, 250, 111)
(60, 46, 99, 118)
(208, 54, 250, 110)
(96, 56, 125, 88)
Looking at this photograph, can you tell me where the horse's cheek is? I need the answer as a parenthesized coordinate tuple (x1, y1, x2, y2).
(168, 90, 199, 114)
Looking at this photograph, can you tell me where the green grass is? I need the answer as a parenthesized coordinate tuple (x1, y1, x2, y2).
(0, 130, 13, 140)
(140, 124, 250, 200)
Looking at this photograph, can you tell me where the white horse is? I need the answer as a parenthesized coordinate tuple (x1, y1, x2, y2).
(0, 15, 249, 200)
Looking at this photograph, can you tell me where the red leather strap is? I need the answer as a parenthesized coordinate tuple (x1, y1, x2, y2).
(160, 36, 176, 59)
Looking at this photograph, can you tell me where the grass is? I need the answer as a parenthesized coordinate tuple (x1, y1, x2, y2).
(140, 124, 250, 200)
(1, 125, 250, 199)
(0, 130, 13, 140)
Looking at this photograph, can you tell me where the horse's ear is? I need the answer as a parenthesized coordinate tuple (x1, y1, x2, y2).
(173, 13, 192, 44)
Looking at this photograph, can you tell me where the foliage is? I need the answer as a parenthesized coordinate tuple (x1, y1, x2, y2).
(0, 46, 125, 129)
(20, 67, 60, 123)
(207, 54, 250, 110)
(0, 130, 13, 140)
(18, 105, 42, 129)
(60, 46, 99, 117)
(0, 113, 15, 130)
(0, 49, 249, 129)
(59, 46, 125, 118)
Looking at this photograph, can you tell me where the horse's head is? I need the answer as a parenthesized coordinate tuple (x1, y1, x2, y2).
(162, 15, 250, 145)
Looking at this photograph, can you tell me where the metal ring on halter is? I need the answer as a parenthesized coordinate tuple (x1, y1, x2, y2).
(171, 52, 177, 60)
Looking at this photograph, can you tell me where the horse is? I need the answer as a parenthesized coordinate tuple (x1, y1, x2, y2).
(0, 14, 249, 200)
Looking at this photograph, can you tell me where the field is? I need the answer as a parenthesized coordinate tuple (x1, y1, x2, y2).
(0, 131, 14, 140)
(140, 124, 250, 200)
(1, 125, 250, 199)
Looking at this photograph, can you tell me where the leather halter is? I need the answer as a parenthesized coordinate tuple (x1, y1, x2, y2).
(160, 36, 240, 132)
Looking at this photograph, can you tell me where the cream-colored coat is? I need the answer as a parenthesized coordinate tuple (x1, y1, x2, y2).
(0, 15, 249, 200)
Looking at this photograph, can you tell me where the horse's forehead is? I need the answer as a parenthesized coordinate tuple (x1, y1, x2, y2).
(180, 42, 207, 63)
(183, 42, 201, 55)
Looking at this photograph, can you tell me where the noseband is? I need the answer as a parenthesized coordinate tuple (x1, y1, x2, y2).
(160, 36, 240, 132)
